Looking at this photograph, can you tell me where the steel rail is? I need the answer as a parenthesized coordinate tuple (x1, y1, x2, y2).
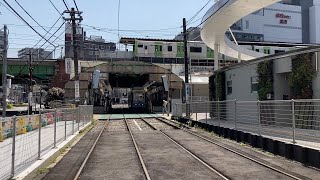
(73, 115, 111, 180)
(123, 113, 152, 180)
(140, 116, 230, 180)
(156, 117, 309, 180)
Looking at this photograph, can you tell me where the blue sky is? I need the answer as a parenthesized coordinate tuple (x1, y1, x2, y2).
(0, 0, 214, 58)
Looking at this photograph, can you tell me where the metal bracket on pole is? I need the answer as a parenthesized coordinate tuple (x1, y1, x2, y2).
(54, 108, 57, 148)
(38, 110, 41, 159)
(218, 100, 220, 127)
(292, 99, 296, 144)
(64, 110, 67, 140)
(72, 109, 75, 135)
(234, 99, 237, 130)
(11, 116, 16, 178)
(78, 108, 80, 131)
(258, 100, 261, 136)
(205, 102, 208, 124)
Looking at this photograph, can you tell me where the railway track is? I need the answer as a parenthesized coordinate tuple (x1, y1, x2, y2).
(72, 113, 317, 179)
(150, 116, 315, 180)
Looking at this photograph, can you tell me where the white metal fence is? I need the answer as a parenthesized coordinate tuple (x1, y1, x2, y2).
(174, 99, 320, 145)
(0, 105, 93, 180)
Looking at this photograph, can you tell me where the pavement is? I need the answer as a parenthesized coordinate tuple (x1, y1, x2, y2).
(0, 120, 86, 180)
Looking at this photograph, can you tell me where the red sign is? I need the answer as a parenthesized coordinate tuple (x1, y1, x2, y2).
(280, 19, 288, 24)
(275, 13, 291, 19)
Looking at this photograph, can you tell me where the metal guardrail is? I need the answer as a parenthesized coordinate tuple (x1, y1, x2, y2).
(0, 105, 93, 180)
(174, 99, 320, 145)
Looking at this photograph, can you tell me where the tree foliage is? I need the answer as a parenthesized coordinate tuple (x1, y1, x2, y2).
(289, 53, 315, 99)
(45, 87, 65, 103)
(257, 61, 273, 101)
(209, 75, 215, 101)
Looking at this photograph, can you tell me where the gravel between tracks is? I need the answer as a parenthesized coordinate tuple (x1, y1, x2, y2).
(133, 130, 225, 180)
(144, 118, 175, 130)
(79, 120, 146, 180)
(164, 130, 293, 179)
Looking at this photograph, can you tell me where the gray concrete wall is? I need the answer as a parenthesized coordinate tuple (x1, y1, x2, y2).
(192, 84, 209, 97)
(225, 63, 258, 101)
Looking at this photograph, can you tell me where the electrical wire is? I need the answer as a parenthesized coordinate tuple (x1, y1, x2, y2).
(2, 0, 56, 47)
(81, 24, 181, 32)
(73, 0, 79, 12)
(14, 24, 68, 78)
(48, 0, 63, 16)
(14, 0, 62, 41)
(187, 0, 211, 25)
(62, 0, 70, 11)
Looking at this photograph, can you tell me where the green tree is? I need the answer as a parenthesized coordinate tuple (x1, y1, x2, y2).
(45, 87, 65, 103)
(289, 53, 316, 99)
(257, 61, 273, 101)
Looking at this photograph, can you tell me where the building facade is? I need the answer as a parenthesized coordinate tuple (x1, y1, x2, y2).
(18, 48, 53, 60)
(82, 35, 116, 60)
(217, 47, 320, 101)
(64, 23, 117, 60)
(229, 0, 320, 44)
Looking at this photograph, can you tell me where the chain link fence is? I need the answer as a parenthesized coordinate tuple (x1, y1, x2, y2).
(0, 105, 93, 180)
(174, 99, 320, 145)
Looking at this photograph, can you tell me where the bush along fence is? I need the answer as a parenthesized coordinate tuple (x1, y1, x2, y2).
(0, 105, 93, 180)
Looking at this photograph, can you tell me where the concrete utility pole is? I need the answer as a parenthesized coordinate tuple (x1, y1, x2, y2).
(64, 8, 83, 105)
(2, 25, 8, 117)
(28, 53, 33, 115)
(183, 18, 190, 117)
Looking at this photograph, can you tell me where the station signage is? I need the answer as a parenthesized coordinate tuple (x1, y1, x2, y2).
(75, 80, 80, 101)
(65, 58, 73, 74)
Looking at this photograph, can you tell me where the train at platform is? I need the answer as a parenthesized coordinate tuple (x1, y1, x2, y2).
(128, 87, 148, 111)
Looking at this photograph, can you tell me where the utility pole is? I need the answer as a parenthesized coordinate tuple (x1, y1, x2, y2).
(28, 53, 33, 115)
(2, 25, 8, 117)
(64, 8, 83, 105)
(183, 18, 190, 117)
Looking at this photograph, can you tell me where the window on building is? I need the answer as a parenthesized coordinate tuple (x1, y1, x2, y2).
(255, 49, 260, 52)
(159, 45, 162, 51)
(89, 51, 94, 55)
(168, 46, 173, 52)
(190, 47, 202, 53)
(275, 50, 285, 54)
(251, 77, 259, 93)
(245, 20, 249, 29)
(227, 81, 232, 95)
(264, 49, 271, 54)
(100, 45, 105, 50)
(138, 44, 143, 48)
(145, 46, 148, 50)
